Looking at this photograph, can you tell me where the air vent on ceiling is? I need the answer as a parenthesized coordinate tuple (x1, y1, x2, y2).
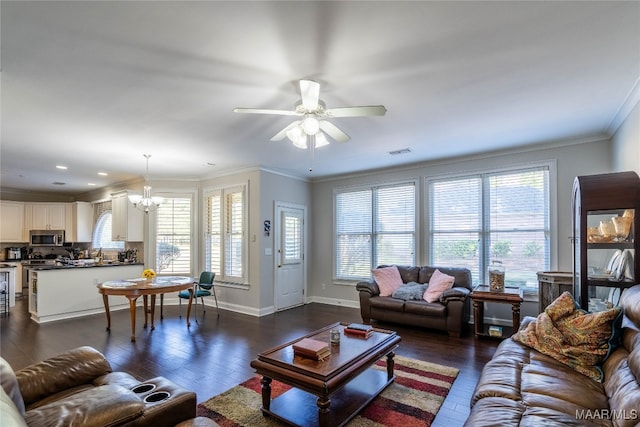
(52, 182, 66, 185)
(388, 148, 411, 155)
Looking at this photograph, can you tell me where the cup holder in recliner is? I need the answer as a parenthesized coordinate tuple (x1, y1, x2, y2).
(143, 391, 171, 403)
(131, 383, 156, 394)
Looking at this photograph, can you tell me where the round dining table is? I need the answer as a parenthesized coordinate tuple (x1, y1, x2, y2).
(97, 276, 195, 342)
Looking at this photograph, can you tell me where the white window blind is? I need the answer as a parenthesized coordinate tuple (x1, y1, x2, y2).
(155, 197, 191, 274)
(429, 167, 549, 289)
(335, 182, 416, 280)
(205, 185, 246, 283)
(92, 211, 124, 250)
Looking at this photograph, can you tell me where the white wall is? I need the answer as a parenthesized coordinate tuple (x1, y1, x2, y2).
(257, 170, 311, 311)
(309, 138, 612, 313)
(612, 99, 640, 175)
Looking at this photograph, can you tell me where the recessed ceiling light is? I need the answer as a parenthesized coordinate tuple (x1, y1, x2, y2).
(88, 183, 97, 186)
(56, 165, 68, 170)
(98, 172, 108, 176)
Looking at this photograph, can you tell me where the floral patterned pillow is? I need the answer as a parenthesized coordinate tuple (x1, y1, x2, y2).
(513, 291, 622, 382)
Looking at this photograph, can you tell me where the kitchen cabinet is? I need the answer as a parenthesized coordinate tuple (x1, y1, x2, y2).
(572, 171, 639, 310)
(0, 201, 26, 242)
(26, 203, 67, 230)
(111, 191, 144, 242)
(65, 202, 93, 242)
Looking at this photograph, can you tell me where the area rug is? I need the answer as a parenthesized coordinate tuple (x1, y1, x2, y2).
(196, 355, 459, 426)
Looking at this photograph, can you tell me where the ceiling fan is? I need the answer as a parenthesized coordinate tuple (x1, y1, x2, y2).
(233, 79, 386, 149)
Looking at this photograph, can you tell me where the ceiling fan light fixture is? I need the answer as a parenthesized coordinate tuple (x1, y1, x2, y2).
(302, 116, 320, 135)
(314, 132, 329, 148)
(291, 133, 308, 149)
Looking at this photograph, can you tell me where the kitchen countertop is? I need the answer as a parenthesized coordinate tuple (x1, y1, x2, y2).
(26, 262, 144, 271)
(0, 264, 18, 268)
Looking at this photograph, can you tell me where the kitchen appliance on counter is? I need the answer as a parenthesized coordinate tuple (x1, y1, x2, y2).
(29, 230, 65, 247)
(5, 247, 23, 260)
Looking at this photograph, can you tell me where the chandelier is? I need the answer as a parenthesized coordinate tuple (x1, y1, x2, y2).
(128, 154, 164, 213)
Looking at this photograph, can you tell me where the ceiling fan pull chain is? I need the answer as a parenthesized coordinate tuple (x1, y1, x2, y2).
(308, 135, 315, 172)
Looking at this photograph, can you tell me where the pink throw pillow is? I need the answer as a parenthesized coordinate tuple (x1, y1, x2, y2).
(423, 269, 455, 302)
(372, 266, 403, 296)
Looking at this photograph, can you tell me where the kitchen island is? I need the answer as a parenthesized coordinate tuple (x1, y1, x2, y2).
(29, 263, 144, 323)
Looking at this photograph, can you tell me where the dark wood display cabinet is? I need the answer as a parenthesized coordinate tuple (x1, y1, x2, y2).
(572, 171, 640, 310)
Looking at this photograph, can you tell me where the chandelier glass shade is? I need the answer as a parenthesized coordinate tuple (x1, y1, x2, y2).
(128, 154, 164, 213)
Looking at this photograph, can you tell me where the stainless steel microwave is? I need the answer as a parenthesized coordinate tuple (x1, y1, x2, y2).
(29, 230, 65, 246)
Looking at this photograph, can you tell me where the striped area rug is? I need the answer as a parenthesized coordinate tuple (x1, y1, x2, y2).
(196, 355, 459, 426)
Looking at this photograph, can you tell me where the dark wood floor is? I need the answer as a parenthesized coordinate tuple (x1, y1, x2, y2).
(0, 296, 498, 427)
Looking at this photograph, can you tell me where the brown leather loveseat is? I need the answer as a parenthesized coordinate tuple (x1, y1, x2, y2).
(465, 285, 640, 427)
(0, 346, 216, 427)
(356, 265, 473, 337)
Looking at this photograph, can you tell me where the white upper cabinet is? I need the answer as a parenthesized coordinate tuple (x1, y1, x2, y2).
(111, 192, 144, 242)
(26, 203, 67, 230)
(0, 201, 26, 242)
(65, 202, 93, 242)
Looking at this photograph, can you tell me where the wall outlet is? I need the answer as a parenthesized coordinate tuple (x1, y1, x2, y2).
(321, 283, 326, 290)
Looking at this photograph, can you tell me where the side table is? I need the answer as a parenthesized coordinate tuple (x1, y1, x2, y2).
(471, 285, 523, 339)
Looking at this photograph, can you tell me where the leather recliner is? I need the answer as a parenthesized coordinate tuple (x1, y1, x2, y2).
(0, 346, 211, 427)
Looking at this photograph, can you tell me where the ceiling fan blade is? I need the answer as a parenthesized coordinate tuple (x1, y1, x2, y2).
(270, 121, 301, 141)
(233, 108, 300, 116)
(324, 105, 387, 118)
(300, 80, 320, 111)
(319, 120, 350, 143)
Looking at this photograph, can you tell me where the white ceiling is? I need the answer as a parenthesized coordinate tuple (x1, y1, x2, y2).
(1, 1, 639, 195)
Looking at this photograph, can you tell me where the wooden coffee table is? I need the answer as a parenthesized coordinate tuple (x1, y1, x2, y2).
(250, 322, 401, 427)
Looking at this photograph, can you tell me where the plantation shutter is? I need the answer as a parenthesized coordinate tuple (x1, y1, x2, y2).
(156, 197, 191, 274)
(206, 192, 222, 275)
(225, 188, 244, 278)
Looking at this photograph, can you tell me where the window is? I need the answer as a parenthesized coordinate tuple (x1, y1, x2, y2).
(205, 185, 247, 283)
(155, 196, 192, 274)
(335, 182, 416, 280)
(93, 211, 124, 250)
(428, 166, 550, 290)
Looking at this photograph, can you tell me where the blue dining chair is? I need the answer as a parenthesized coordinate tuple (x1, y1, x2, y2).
(179, 271, 218, 319)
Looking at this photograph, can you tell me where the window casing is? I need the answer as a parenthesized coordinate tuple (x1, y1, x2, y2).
(428, 166, 550, 290)
(335, 182, 416, 281)
(154, 196, 192, 274)
(205, 184, 247, 283)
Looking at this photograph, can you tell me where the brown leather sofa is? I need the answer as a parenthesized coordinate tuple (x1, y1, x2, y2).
(356, 265, 473, 337)
(464, 284, 640, 427)
(0, 346, 218, 427)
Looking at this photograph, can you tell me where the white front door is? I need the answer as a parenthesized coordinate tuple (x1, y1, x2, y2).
(274, 203, 306, 311)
